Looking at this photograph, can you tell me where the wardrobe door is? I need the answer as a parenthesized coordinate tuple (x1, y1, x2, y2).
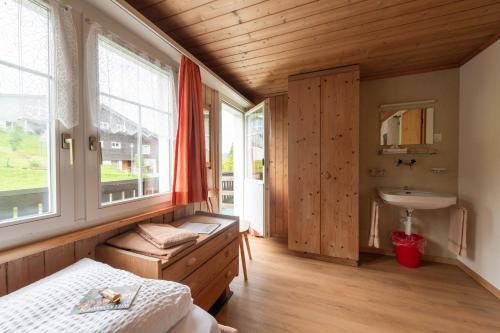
(287, 77, 321, 254)
(320, 70, 359, 260)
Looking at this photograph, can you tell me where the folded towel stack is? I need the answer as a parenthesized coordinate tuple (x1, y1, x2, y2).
(107, 223, 199, 259)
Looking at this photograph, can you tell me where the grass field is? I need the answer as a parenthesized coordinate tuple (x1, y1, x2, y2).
(0, 129, 137, 191)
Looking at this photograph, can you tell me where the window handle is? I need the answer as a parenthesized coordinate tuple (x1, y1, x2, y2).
(89, 136, 102, 165)
(61, 133, 74, 165)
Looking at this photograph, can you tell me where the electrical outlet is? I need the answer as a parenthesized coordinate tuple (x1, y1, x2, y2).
(433, 133, 442, 143)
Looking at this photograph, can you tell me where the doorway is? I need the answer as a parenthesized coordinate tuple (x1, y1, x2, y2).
(220, 102, 244, 216)
(220, 100, 268, 236)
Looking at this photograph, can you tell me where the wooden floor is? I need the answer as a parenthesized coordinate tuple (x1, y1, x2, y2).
(216, 237, 500, 333)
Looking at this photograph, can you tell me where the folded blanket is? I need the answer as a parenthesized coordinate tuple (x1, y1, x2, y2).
(107, 231, 196, 259)
(136, 223, 199, 249)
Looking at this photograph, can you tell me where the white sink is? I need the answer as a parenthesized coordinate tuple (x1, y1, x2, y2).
(378, 188, 457, 210)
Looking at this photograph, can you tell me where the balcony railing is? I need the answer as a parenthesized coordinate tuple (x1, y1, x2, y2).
(0, 178, 161, 220)
(221, 172, 234, 211)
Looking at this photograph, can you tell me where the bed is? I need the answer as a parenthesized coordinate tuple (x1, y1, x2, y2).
(0, 258, 222, 333)
(169, 305, 220, 333)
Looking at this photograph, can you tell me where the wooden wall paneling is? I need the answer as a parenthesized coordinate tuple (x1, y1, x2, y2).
(7, 253, 45, 293)
(0, 263, 7, 296)
(44, 243, 76, 276)
(282, 95, 289, 237)
(287, 78, 321, 254)
(151, 215, 164, 223)
(75, 236, 100, 261)
(164, 212, 173, 223)
(268, 94, 289, 238)
(174, 206, 187, 220)
(98, 228, 122, 244)
(274, 95, 284, 236)
(319, 70, 359, 260)
(268, 96, 277, 236)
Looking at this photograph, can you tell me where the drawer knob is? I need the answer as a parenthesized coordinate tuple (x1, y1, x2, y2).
(226, 270, 233, 278)
(186, 257, 197, 266)
(226, 232, 233, 239)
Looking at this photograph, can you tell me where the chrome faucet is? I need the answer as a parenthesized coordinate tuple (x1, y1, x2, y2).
(396, 159, 417, 168)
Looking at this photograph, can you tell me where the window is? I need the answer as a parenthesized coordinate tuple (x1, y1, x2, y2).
(203, 109, 210, 166)
(97, 36, 175, 205)
(0, 0, 55, 223)
(246, 108, 264, 180)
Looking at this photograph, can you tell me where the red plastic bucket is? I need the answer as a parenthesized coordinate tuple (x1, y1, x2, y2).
(391, 232, 426, 268)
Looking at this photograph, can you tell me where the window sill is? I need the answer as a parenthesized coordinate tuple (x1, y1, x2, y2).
(0, 205, 176, 265)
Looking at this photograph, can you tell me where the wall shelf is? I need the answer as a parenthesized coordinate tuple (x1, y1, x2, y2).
(378, 147, 438, 155)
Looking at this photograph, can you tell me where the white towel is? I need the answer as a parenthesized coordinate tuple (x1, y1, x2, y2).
(448, 206, 468, 256)
(369, 199, 382, 248)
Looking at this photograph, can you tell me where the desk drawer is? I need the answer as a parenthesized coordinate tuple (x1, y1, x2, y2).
(183, 239, 239, 297)
(162, 224, 238, 281)
(194, 257, 239, 310)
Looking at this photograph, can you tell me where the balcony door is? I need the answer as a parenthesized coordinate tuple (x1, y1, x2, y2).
(220, 102, 244, 217)
(243, 101, 268, 236)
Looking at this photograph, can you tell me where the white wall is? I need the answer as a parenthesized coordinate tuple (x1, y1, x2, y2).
(459, 39, 500, 289)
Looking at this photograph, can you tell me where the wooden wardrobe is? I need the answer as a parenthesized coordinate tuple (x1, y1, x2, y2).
(287, 65, 359, 264)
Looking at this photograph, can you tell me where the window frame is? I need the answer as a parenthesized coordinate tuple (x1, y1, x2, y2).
(84, 31, 176, 223)
(0, 0, 75, 229)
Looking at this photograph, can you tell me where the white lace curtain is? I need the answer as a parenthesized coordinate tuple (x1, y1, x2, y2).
(85, 20, 177, 137)
(47, 0, 79, 129)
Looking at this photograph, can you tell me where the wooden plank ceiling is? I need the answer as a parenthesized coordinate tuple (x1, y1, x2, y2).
(127, 0, 500, 100)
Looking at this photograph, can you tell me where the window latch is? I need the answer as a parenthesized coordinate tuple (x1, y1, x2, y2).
(89, 136, 103, 165)
(61, 133, 74, 165)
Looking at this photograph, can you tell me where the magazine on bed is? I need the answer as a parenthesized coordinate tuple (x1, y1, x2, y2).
(177, 222, 220, 234)
(72, 285, 141, 314)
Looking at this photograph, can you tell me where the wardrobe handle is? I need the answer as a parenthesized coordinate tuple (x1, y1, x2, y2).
(322, 171, 332, 179)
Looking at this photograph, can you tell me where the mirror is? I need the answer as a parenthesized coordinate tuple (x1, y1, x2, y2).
(380, 107, 434, 146)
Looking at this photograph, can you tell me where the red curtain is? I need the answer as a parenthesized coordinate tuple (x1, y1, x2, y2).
(172, 56, 208, 205)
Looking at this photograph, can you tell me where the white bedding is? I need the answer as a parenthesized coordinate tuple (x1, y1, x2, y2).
(169, 306, 221, 333)
(0, 258, 192, 333)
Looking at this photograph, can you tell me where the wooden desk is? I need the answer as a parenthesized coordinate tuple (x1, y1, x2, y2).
(96, 212, 239, 310)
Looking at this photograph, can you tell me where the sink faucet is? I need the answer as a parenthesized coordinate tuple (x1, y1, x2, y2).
(396, 159, 417, 168)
